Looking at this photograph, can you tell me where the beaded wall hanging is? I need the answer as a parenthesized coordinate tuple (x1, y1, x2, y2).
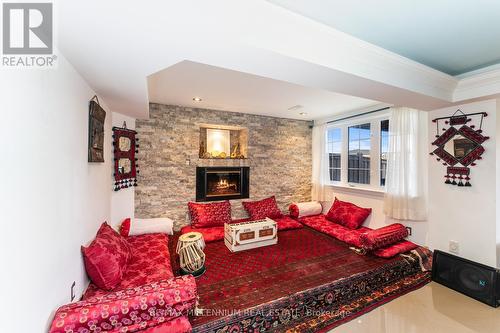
(112, 123, 139, 191)
(430, 110, 489, 187)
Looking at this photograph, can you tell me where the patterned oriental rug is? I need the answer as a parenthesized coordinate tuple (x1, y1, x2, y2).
(172, 227, 432, 333)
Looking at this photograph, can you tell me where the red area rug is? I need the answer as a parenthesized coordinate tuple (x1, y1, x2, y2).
(172, 227, 431, 332)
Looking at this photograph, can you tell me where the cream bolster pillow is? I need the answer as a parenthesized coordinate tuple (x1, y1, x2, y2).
(129, 217, 174, 236)
(290, 201, 323, 218)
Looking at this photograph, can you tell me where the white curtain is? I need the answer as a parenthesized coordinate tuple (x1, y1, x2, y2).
(383, 107, 428, 220)
(311, 123, 328, 201)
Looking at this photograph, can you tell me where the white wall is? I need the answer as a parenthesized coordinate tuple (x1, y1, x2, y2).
(110, 112, 136, 227)
(428, 99, 497, 267)
(0, 54, 129, 332)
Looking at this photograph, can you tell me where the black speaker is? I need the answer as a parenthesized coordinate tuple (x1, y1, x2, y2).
(432, 250, 500, 307)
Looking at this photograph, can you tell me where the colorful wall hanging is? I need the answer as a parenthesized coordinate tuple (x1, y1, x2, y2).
(112, 123, 139, 191)
(430, 110, 489, 186)
(88, 96, 106, 162)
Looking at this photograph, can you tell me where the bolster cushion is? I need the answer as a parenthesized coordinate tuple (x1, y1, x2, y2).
(359, 223, 408, 251)
(289, 201, 323, 218)
(120, 217, 174, 237)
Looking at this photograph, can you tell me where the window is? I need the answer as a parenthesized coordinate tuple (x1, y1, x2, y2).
(326, 113, 389, 190)
(348, 123, 371, 184)
(380, 120, 389, 186)
(327, 128, 341, 181)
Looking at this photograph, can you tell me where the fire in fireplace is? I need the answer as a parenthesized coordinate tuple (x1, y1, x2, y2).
(196, 167, 249, 201)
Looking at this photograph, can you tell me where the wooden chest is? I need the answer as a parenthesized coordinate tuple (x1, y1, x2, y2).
(224, 218, 277, 252)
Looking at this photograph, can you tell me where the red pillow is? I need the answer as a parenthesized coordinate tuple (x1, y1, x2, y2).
(326, 198, 371, 229)
(242, 196, 283, 220)
(188, 201, 231, 228)
(81, 222, 131, 290)
(360, 223, 408, 251)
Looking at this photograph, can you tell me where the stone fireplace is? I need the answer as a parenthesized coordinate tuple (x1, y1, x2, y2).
(196, 167, 250, 201)
(135, 104, 312, 229)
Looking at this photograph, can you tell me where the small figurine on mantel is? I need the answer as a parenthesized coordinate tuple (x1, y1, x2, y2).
(230, 143, 245, 159)
(230, 143, 240, 159)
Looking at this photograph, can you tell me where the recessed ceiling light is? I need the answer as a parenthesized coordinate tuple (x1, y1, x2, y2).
(288, 104, 303, 111)
(193, 97, 202, 102)
(299, 112, 308, 116)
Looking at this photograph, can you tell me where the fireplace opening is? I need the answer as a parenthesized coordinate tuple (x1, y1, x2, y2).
(207, 171, 241, 197)
(196, 167, 249, 201)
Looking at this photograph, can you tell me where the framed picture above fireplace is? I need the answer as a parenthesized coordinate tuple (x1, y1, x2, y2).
(196, 167, 250, 202)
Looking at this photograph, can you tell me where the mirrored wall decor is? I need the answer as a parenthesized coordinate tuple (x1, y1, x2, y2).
(88, 96, 106, 162)
(112, 124, 139, 191)
(430, 110, 489, 187)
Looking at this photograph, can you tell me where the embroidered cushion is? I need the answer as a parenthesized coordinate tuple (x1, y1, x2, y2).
(274, 215, 304, 231)
(180, 225, 226, 243)
(360, 223, 409, 251)
(288, 201, 323, 218)
(50, 275, 197, 333)
(83, 233, 174, 299)
(188, 200, 232, 228)
(81, 222, 131, 290)
(242, 196, 283, 220)
(120, 217, 174, 237)
(299, 214, 371, 247)
(325, 198, 372, 229)
(373, 240, 418, 258)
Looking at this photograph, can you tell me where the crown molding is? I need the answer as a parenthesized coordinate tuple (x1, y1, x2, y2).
(250, 1, 458, 102)
(454, 67, 500, 101)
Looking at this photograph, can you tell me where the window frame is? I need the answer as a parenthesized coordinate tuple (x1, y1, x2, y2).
(325, 112, 390, 191)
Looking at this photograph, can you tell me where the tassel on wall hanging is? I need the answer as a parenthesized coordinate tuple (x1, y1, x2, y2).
(430, 110, 489, 187)
(112, 122, 139, 191)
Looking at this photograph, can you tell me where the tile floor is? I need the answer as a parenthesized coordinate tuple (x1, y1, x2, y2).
(331, 282, 500, 333)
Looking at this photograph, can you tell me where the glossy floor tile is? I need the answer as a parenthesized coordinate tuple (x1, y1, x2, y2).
(330, 282, 500, 333)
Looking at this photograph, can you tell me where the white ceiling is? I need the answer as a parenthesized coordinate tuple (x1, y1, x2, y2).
(148, 61, 380, 120)
(56, 1, 500, 119)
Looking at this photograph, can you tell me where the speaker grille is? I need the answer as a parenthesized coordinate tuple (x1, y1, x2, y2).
(432, 250, 499, 307)
(456, 264, 493, 296)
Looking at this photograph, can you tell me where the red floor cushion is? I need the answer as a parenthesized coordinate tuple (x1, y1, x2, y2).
(299, 214, 371, 247)
(181, 225, 226, 243)
(326, 198, 372, 229)
(274, 215, 304, 231)
(83, 233, 174, 299)
(373, 240, 418, 258)
(181, 216, 302, 243)
(141, 316, 192, 333)
(188, 200, 232, 228)
(52, 275, 196, 333)
(242, 196, 284, 220)
(81, 222, 131, 291)
(340, 227, 372, 248)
